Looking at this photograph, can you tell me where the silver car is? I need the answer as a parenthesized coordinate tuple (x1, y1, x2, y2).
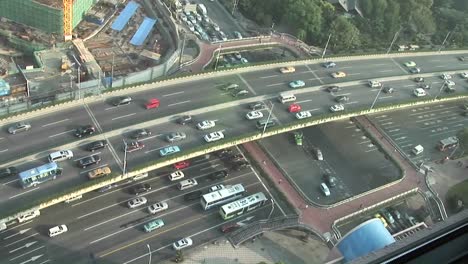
(8, 121, 31, 134)
(166, 132, 187, 143)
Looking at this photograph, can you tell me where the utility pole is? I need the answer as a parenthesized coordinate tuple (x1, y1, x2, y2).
(111, 52, 115, 88)
(232, 0, 239, 15)
(370, 84, 385, 110)
(77, 67, 81, 99)
(322, 34, 332, 60)
(438, 31, 451, 53)
(386, 27, 401, 54)
(434, 81, 447, 100)
(123, 139, 128, 176)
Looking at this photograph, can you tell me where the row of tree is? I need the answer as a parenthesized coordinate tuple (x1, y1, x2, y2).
(226, 0, 468, 53)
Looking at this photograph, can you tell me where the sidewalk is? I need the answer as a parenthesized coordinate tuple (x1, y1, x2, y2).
(161, 230, 328, 264)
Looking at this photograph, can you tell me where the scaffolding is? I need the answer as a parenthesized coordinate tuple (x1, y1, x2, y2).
(0, 0, 95, 37)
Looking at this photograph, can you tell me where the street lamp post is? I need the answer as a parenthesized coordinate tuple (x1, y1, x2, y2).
(370, 84, 385, 110)
(386, 27, 401, 54)
(77, 66, 81, 99)
(321, 34, 332, 60)
(434, 81, 447, 100)
(438, 31, 452, 53)
(146, 244, 152, 264)
(267, 199, 275, 220)
(123, 139, 128, 176)
(262, 101, 274, 136)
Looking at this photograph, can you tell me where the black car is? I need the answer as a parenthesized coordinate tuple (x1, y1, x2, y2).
(334, 95, 349, 103)
(87, 140, 108, 152)
(78, 155, 101, 168)
(327, 85, 340, 93)
(178, 115, 192, 125)
(130, 183, 151, 195)
(383, 87, 394, 94)
(323, 173, 337, 187)
(112, 96, 132, 106)
(131, 129, 151, 139)
(216, 148, 233, 158)
(0, 167, 18, 178)
(414, 77, 424, 83)
(209, 170, 229, 180)
(75, 125, 96, 138)
(249, 102, 267, 111)
(228, 154, 244, 162)
(184, 190, 203, 201)
(232, 161, 250, 171)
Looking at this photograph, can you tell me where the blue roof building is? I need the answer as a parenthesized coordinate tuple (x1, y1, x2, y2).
(111, 1, 139, 31)
(130, 17, 158, 46)
(337, 218, 396, 262)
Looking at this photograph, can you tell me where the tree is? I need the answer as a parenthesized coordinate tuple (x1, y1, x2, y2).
(330, 16, 361, 52)
(283, 0, 323, 42)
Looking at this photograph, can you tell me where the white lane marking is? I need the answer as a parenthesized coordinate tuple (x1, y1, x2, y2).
(111, 113, 136, 121)
(336, 92, 351, 96)
(74, 152, 101, 161)
(38, 260, 51, 264)
(388, 128, 400, 132)
(4, 233, 38, 247)
(0, 149, 8, 153)
(163, 91, 184, 97)
(3, 228, 31, 240)
(79, 164, 109, 175)
(404, 84, 416, 87)
(237, 74, 257, 95)
(347, 73, 361, 76)
(305, 64, 323, 84)
(168, 100, 190, 107)
(401, 144, 413, 148)
(379, 96, 393, 99)
(340, 66, 352, 69)
(266, 83, 284, 87)
(104, 106, 117, 111)
(9, 241, 38, 253)
(435, 65, 447, 68)
(260, 74, 279, 79)
(9, 246, 44, 261)
(48, 129, 74, 138)
(144, 145, 170, 154)
(345, 101, 359, 105)
(41, 119, 69, 127)
(138, 134, 163, 141)
(365, 148, 378, 153)
(429, 59, 440, 62)
(0, 137, 4, 140)
(378, 70, 394, 73)
(359, 140, 371, 144)
(200, 164, 220, 171)
(296, 99, 312, 104)
(395, 136, 407, 141)
(2, 178, 19, 185)
(9, 187, 40, 199)
(372, 63, 387, 66)
(305, 108, 320, 112)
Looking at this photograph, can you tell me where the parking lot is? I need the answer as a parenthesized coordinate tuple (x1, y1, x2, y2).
(369, 100, 468, 166)
(260, 119, 401, 205)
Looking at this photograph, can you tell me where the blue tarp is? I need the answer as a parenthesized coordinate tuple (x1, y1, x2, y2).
(111, 1, 139, 31)
(130, 17, 157, 46)
(337, 219, 395, 262)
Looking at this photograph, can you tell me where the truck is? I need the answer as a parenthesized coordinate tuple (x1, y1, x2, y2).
(437, 136, 458, 151)
(197, 4, 207, 16)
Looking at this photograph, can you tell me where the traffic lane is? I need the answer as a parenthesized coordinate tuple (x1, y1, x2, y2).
(82, 174, 263, 255)
(0, 106, 94, 164)
(0, 144, 119, 213)
(117, 207, 276, 264)
(393, 54, 468, 73)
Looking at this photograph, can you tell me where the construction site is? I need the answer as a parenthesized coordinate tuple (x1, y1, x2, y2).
(0, 0, 172, 103)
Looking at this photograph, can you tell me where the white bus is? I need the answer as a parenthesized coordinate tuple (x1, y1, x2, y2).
(219, 192, 267, 220)
(200, 184, 245, 210)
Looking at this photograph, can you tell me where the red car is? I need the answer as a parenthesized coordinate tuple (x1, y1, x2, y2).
(125, 141, 145, 153)
(288, 103, 302, 113)
(173, 160, 190, 170)
(145, 98, 160, 109)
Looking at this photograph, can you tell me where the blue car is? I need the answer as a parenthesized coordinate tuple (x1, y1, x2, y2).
(323, 61, 336, 68)
(288, 80, 305, 89)
(160, 146, 181, 157)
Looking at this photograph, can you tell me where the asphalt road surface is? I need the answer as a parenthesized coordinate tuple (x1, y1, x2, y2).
(0, 54, 467, 213)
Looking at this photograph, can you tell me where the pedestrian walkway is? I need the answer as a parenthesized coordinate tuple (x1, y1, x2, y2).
(183, 33, 315, 72)
(161, 230, 328, 264)
(242, 115, 434, 236)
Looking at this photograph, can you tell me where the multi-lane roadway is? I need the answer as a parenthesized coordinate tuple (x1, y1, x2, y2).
(0, 53, 467, 213)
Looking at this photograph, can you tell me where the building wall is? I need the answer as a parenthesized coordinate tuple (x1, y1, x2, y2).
(72, 0, 97, 29)
(0, 0, 63, 34)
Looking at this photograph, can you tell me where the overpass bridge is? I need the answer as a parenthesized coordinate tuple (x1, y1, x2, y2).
(0, 50, 467, 225)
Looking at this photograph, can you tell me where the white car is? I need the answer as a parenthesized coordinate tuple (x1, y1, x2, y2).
(460, 72, 468, 79)
(445, 80, 455, 86)
(295, 111, 312, 120)
(48, 225, 68, 237)
(245, 111, 264, 120)
(148, 201, 169, 214)
(173, 237, 193, 250)
(127, 197, 148, 209)
(209, 184, 225, 192)
(404, 61, 416, 67)
(441, 73, 451, 80)
(368, 80, 382, 88)
(330, 104, 345, 112)
(413, 88, 426, 97)
(179, 14, 187, 22)
(197, 120, 216, 130)
(320, 183, 330, 196)
(204, 131, 225, 142)
(169, 170, 185, 181)
(48, 150, 74, 162)
(212, 24, 220, 31)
